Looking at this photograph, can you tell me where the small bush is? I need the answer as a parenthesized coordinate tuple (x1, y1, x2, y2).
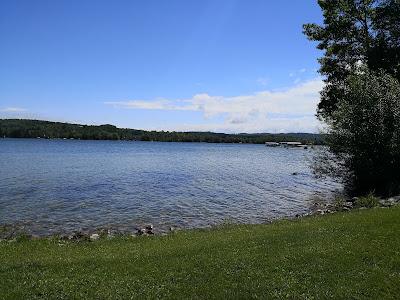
(315, 69, 400, 196)
(354, 193, 380, 208)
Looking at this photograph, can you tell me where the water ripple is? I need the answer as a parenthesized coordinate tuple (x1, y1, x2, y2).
(0, 139, 341, 235)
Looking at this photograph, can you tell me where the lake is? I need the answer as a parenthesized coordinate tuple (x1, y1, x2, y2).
(0, 139, 340, 235)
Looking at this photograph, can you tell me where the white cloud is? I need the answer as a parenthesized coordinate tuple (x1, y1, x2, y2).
(155, 115, 321, 134)
(106, 78, 324, 133)
(0, 107, 27, 112)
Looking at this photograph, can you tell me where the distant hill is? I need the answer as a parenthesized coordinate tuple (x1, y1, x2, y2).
(0, 119, 325, 144)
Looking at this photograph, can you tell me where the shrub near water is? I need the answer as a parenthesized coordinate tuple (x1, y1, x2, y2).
(354, 193, 381, 208)
(316, 69, 400, 196)
(304, 0, 400, 197)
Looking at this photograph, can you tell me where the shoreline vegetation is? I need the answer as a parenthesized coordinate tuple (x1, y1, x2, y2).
(1, 194, 399, 241)
(0, 119, 324, 145)
(1, 203, 399, 299)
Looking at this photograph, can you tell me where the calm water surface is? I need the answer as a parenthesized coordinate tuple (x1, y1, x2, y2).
(0, 139, 340, 235)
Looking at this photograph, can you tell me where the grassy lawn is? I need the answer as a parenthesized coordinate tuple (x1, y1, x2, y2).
(1, 207, 399, 299)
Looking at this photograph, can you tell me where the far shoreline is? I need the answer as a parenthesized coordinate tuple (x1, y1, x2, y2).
(0, 119, 325, 145)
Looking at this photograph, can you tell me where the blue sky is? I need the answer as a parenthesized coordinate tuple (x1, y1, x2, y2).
(0, 0, 324, 133)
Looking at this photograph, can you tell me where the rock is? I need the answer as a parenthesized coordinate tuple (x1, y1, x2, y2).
(145, 224, 154, 235)
(343, 207, 350, 211)
(316, 209, 325, 215)
(90, 233, 100, 241)
(387, 196, 400, 204)
(351, 197, 359, 203)
(379, 199, 392, 207)
(106, 229, 115, 239)
(344, 202, 353, 208)
(69, 231, 87, 241)
(379, 196, 400, 207)
(136, 228, 146, 236)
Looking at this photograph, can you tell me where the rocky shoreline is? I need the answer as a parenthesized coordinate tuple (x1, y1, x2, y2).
(0, 223, 173, 242)
(308, 195, 400, 216)
(1, 195, 399, 243)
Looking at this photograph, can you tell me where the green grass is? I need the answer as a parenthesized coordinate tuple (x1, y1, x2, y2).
(1, 207, 400, 299)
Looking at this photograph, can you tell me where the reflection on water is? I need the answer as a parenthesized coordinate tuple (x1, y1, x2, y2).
(0, 139, 341, 235)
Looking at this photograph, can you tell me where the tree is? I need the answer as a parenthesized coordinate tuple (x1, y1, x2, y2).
(303, 0, 400, 118)
(315, 68, 400, 196)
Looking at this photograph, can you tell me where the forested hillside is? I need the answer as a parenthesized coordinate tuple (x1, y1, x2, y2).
(0, 119, 324, 144)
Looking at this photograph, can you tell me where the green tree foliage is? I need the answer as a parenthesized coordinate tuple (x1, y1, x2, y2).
(315, 69, 400, 196)
(0, 119, 324, 145)
(303, 0, 400, 118)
